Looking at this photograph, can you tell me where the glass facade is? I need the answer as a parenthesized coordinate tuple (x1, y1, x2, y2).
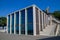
(27, 7, 33, 35)
(16, 12, 19, 34)
(11, 14, 14, 33)
(8, 15, 10, 33)
(21, 10, 25, 34)
(8, 7, 33, 35)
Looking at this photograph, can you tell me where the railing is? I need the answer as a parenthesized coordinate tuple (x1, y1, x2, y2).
(51, 16, 60, 35)
(52, 17, 60, 23)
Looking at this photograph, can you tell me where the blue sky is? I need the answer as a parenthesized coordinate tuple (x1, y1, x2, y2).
(0, 0, 60, 16)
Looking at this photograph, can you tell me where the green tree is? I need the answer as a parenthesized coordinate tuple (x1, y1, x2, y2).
(52, 11, 60, 20)
(0, 17, 7, 29)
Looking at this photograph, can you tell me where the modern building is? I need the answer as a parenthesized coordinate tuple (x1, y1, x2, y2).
(7, 5, 60, 36)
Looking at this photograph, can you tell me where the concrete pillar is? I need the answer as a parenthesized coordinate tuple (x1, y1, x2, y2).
(50, 16, 52, 25)
(44, 13, 46, 28)
(46, 14, 48, 27)
(25, 9, 27, 35)
(7, 16, 8, 33)
(33, 5, 36, 36)
(40, 11, 43, 31)
(14, 13, 16, 34)
(41, 12, 44, 30)
(43, 13, 44, 29)
(45, 14, 47, 27)
(10, 14, 12, 34)
(19, 11, 21, 35)
(46, 14, 48, 26)
(56, 24, 60, 36)
(38, 10, 40, 35)
(47, 15, 49, 25)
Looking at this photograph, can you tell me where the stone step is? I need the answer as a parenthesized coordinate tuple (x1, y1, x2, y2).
(40, 25, 56, 36)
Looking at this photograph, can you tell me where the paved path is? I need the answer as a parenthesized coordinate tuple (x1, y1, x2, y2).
(0, 32, 59, 40)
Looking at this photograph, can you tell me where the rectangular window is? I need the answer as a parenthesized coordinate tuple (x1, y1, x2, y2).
(11, 14, 14, 33)
(16, 12, 19, 34)
(21, 10, 25, 34)
(8, 15, 10, 33)
(27, 7, 33, 35)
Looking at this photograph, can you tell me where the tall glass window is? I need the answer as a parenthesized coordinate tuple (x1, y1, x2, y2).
(27, 7, 33, 35)
(21, 10, 25, 34)
(16, 12, 19, 34)
(11, 14, 14, 33)
(8, 15, 10, 33)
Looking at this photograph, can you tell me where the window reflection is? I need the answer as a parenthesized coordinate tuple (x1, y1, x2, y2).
(12, 14, 14, 33)
(8, 15, 10, 33)
(21, 10, 25, 34)
(27, 7, 33, 35)
(16, 12, 19, 34)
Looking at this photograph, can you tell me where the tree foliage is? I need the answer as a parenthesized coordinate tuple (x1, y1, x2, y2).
(0, 17, 7, 29)
(52, 11, 60, 20)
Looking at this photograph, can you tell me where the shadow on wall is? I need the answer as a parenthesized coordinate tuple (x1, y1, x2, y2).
(37, 36, 60, 40)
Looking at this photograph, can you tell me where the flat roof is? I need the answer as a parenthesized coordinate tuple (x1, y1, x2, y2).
(7, 4, 45, 16)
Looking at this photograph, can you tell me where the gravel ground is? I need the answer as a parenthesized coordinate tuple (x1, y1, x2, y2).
(0, 32, 60, 40)
(0, 32, 53, 40)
